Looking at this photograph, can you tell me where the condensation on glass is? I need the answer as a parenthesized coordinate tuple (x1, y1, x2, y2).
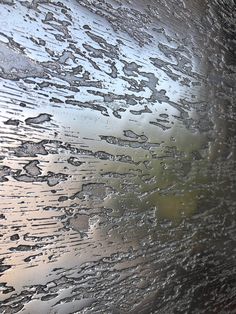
(0, 0, 235, 313)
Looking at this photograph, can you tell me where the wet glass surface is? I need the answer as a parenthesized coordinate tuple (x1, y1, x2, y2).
(0, 0, 235, 313)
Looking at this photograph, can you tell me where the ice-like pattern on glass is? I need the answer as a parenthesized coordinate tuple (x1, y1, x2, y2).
(0, 0, 235, 313)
